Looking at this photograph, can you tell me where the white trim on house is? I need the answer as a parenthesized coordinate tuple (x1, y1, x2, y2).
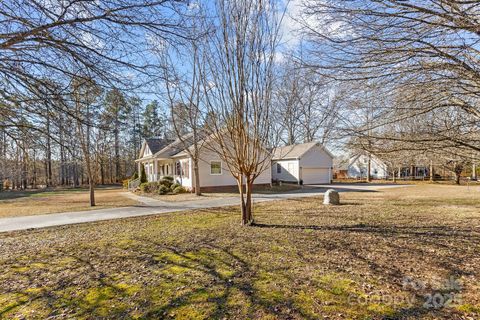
(272, 142, 333, 185)
(347, 153, 389, 179)
(210, 160, 223, 175)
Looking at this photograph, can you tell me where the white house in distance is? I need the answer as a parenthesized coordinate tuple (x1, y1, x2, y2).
(135, 136, 271, 192)
(348, 153, 389, 179)
(271, 142, 334, 184)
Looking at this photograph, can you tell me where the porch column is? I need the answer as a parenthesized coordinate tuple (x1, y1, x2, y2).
(154, 160, 158, 181)
(137, 162, 141, 177)
(150, 161, 154, 181)
(146, 162, 150, 181)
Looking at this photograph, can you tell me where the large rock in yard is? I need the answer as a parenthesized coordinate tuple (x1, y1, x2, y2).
(323, 189, 340, 205)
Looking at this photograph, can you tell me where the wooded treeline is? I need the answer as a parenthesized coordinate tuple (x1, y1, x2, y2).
(0, 0, 184, 192)
(0, 93, 168, 189)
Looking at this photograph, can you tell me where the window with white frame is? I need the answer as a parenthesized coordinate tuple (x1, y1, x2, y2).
(276, 163, 281, 174)
(182, 161, 190, 178)
(175, 162, 181, 176)
(210, 161, 222, 175)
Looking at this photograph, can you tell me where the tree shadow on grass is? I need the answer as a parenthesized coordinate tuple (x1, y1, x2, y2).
(252, 222, 479, 238)
(2, 215, 479, 319)
(135, 240, 312, 319)
(0, 250, 146, 318)
(250, 221, 479, 319)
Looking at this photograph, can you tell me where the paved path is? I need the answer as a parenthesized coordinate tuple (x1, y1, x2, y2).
(0, 183, 409, 233)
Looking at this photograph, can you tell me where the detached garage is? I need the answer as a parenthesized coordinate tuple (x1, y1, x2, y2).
(272, 142, 334, 185)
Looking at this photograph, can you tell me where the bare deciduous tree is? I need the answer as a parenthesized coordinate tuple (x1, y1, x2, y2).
(302, 0, 480, 158)
(274, 59, 340, 146)
(72, 77, 102, 206)
(162, 38, 207, 196)
(201, 0, 282, 225)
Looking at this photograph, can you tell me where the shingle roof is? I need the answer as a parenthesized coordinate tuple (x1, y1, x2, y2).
(145, 138, 174, 155)
(156, 137, 191, 158)
(157, 131, 210, 158)
(272, 142, 318, 160)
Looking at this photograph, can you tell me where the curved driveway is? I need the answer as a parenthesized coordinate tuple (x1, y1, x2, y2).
(0, 183, 409, 233)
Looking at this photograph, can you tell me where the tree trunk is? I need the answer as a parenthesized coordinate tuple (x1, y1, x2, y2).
(45, 109, 52, 187)
(89, 174, 96, 206)
(114, 124, 121, 183)
(100, 158, 105, 185)
(244, 179, 254, 225)
(22, 147, 28, 190)
(60, 146, 65, 185)
(73, 163, 79, 187)
(366, 155, 371, 182)
(237, 176, 249, 226)
(193, 160, 201, 196)
(0, 130, 5, 191)
(455, 173, 461, 185)
(83, 147, 96, 206)
(454, 163, 462, 185)
(429, 160, 434, 182)
(110, 155, 114, 184)
(32, 150, 37, 188)
(392, 169, 396, 183)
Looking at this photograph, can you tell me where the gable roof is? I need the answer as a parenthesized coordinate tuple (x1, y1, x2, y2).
(138, 138, 175, 159)
(147, 130, 210, 159)
(146, 138, 173, 154)
(348, 153, 387, 169)
(272, 142, 333, 160)
(156, 137, 192, 158)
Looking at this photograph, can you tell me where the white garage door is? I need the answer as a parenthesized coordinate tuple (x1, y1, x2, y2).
(302, 168, 330, 184)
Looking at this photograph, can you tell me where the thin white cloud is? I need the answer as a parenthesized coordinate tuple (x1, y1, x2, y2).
(80, 32, 105, 50)
(146, 33, 167, 54)
(280, 0, 352, 50)
(280, 0, 304, 49)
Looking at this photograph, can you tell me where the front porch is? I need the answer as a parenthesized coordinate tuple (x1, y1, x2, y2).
(398, 166, 429, 179)
(135, 157, 193, 189)
(137, 159, 173, 182)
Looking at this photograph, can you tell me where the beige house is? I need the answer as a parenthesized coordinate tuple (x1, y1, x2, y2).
(348, 153, 389, 179)
(135, 136, 271, 191)
(271, 142, 334, 184)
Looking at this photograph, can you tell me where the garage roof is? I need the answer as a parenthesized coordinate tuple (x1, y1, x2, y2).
(273, 142, 332, 160)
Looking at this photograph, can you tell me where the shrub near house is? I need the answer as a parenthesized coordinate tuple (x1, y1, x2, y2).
(138, 176, 187, 195)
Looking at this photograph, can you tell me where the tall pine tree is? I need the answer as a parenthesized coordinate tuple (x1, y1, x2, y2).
(142, 100, 166, 138)
(104, 88, 129, 182)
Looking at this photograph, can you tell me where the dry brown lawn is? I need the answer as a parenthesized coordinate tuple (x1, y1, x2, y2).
(0, 184, 479, 319)
(0, 187, 139, 218)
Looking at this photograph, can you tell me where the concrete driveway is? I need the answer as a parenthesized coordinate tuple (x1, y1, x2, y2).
(0, 183, 408, 233)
